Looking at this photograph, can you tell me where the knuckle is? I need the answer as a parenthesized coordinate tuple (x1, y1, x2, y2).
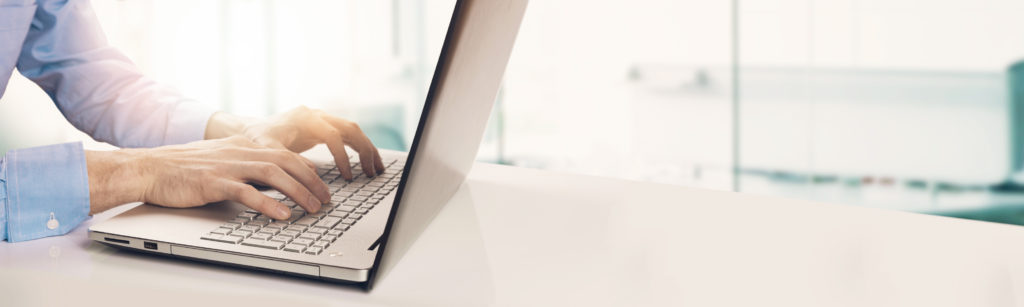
(255, 162, 279, 176)
(229, 183, 252, 197)
(325, 127, 341, 137)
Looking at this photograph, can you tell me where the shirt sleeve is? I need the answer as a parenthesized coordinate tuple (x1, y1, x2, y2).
(15, 0, 215, 148)
(1, 142, 90, 242)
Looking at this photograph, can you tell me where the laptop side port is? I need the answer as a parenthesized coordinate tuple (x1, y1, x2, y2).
(104, 237, 130, 245)
(144, 242, 158, 250)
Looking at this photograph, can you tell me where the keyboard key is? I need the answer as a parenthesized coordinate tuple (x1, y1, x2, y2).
(286, 225, 308, 232)
(229, 217, 248, 225)
(211, 227, 232, 235)
(231, 230, 253, 238)
(314, 217, 341, 229)
(247, 219, 270, 227)
(270, 235, 292, 243)
(328, 211, 349, 219)
(322, 235, 339, 242)
(258, 228, 279, 235)
(334, 224, 350, 231)
(250, 233, 272, 241)
(313, 240, 330, 248)
(240, 225, 261, 232)
(341, 218, 357, 225)
(238, 212, 257, 220)
(337, 205, 357, 212)
(242, 238, 284, 250)
(291, 238, 314, 246)
(305, 247, 323, 255)
(309, 227, 328, 235)
(201, 233, 243, 244)
(295, 216, 319, 226)
(327, 229, 343, 237)
(279, 229, 301, 237)
(328, 185, 344, 194)
(349, 196, 368, 202)
(298, 233, 321, 241)
(354, 208, 369, 214)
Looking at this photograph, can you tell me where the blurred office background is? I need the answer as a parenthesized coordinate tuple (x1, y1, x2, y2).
(2, 0, 1024, 224)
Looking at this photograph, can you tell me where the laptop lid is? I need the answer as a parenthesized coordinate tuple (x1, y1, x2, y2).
(365, 0, 529, 290)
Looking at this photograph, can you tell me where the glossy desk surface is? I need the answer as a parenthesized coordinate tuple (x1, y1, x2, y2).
(2, 161, 1024, 306)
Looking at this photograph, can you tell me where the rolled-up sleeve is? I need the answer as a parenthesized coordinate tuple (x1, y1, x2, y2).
(1, 142, 90, 242)
(15, 0, 215, 148)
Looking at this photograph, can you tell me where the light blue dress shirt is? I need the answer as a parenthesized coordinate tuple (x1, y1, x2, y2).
(0, 0, 215, 242)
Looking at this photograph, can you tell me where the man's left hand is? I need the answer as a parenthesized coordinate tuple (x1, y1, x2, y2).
(205, 106, 386, 180)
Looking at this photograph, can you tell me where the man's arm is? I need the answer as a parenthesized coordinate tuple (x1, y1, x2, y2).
(1, 0, 384, 242)
(16, 0, 213, 148)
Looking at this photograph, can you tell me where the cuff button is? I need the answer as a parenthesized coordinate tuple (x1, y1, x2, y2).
(46, 212, 59, 230)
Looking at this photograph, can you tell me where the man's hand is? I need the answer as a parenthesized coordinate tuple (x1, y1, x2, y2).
(85, 136, 331, 219)
(205, 106, 386, 180)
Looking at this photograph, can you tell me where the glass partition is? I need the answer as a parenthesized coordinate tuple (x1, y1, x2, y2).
(737, 0, 1024, 223)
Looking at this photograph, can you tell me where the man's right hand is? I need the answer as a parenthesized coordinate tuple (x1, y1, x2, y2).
(84, 136, 331, 219)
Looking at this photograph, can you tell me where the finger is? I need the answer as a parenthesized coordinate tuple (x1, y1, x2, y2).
(321, 130, 354, 180)
(221, 181, 291, 220)
(238, 161, 322, 213)
(371, 148, 385, 174)
(251, 148, 329, 202)
(356, 141, 376, 178)
(323, 118, 378, 177)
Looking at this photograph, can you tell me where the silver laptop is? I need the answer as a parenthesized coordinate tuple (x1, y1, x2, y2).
(88, 0, 528, 290)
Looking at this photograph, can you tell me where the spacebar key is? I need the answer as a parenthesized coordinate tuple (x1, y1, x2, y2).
(241, 239, 285, 250)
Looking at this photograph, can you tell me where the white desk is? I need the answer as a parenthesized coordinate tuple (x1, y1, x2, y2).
(2, 162, 1024, 306)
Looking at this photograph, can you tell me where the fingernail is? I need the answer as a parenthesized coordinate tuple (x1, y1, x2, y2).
(307, 195, 322, 212)
(276, 206, 290, 219)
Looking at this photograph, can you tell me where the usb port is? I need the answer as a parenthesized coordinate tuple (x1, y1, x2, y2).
(144, 242, 158, 250)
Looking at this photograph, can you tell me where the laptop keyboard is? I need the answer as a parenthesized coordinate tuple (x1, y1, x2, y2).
(200, 157, 405, 255)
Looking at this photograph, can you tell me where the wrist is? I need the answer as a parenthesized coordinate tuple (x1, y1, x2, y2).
(85, 150, 148, 214)
(204, 112, 251, 140)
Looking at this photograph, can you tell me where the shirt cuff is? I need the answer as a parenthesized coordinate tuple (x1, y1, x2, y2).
(3, 142, 91, 242)
(164, 99, 217, 145)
